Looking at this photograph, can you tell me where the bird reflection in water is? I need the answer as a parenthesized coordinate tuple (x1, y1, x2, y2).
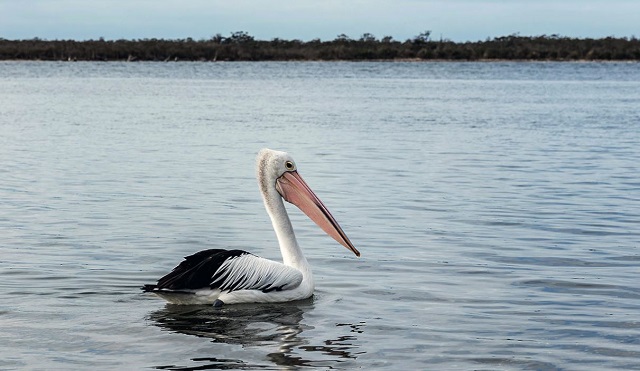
(148, 300, 365, 370)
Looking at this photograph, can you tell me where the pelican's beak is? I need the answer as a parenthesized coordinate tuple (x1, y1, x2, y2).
(276, 171, 360, 257)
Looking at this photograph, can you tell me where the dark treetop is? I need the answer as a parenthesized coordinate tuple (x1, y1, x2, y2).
(2, 32, 639, 61)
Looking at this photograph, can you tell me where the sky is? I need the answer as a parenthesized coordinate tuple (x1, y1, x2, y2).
(0, 0, 638, 42)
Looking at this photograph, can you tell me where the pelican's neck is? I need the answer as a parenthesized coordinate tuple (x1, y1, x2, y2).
(263, 187, 310, 273)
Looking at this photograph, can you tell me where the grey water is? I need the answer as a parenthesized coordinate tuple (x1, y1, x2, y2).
(1, 61, 639, 370)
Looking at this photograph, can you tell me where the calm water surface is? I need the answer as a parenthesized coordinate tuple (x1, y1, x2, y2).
(1, 61, 639, 370)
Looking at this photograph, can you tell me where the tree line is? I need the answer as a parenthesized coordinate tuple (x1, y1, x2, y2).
(1, 32, 639, 61)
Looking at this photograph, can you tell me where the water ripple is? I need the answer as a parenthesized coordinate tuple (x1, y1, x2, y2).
(1, 61, 639, 370)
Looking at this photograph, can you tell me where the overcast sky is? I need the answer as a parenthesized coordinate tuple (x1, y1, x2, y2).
(1, 0, 638, 42)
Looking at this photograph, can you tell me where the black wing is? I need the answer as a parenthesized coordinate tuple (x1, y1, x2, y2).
(142, 248, 303, 293)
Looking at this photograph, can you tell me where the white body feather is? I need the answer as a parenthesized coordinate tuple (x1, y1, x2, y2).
(151, 252, 313, 305)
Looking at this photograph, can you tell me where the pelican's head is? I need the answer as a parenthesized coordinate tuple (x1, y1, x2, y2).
(256, 148, 297, 188)
(256, 148, 360, 257)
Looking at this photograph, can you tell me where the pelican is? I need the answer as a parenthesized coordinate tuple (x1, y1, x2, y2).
(142, 148, 360, 306)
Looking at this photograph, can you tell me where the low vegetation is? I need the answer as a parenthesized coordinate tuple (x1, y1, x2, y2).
(1, 32, 638, 61)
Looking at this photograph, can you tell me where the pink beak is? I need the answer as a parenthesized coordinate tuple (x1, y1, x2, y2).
(276, 171, 360, 257)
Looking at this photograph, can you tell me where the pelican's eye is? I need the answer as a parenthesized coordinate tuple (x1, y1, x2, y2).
(285, 161, 295, 171)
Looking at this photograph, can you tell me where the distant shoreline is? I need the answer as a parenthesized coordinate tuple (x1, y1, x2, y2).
(2, 34, 639, 62)
(1, 58, 637, 63)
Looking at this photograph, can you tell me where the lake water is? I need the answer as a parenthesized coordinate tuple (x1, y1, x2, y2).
(1, 61, 639, 370)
